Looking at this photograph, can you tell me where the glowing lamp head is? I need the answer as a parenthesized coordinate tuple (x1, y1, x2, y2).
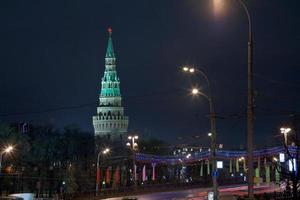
(126, 142, 131, 147)
(4, 146, 13, 153)
(192, 88, 199, 95)
(103, 148, 110, 154)
(208, 133, 212, 137)
(128, 136, 132, 140)
(189, 68, 195, 73)
(183, 66, 189, 72)
(134, 135, 138, 139)
(280, 127, 284, 132)
(280, 127, 291, 134)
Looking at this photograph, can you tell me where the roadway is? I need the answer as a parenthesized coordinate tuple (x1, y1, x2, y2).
(104, 183, 281, 200)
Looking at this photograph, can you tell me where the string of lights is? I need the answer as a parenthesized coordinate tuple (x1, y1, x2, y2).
(135, 146, 299, 164)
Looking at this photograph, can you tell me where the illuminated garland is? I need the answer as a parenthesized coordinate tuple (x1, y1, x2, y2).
(135, 146, 299, 164)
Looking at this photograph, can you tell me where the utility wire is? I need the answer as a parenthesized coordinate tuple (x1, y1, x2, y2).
(254, 73, 300, 88)
(0, 88, 182, 117)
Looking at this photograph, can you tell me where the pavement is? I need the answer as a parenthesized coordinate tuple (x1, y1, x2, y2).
(104, 183, 281, 200)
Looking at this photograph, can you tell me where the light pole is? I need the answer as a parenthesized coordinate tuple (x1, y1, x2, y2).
(183, 66, 218, 200)
(0, 146, 14, 174)
(95, 148, 110, 196)
(127, 135, 138, 190)
(213, 0, 254, 197)
(280, 127, 291, 146)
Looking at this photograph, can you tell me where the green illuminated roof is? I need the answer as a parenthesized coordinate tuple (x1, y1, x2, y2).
(100, 28, 121, 98)
(106, 35, 115, 58)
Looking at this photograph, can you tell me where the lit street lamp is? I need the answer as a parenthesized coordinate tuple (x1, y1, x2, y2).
(127, 135, 138, 190)
(212, 0, 254, 197)
(95, 147, 110, 196)
(280, 127, 291, 146)
(183, 66, 219, 200)
(0, 145, 14, 174)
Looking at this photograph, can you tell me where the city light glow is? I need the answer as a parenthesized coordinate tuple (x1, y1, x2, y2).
(213, 0, 226, 15)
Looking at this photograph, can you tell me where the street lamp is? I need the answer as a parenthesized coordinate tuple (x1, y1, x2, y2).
(183, 66, 218, 200)
(213, 0, 254, 197)
(95, 147, 110, 196)
(127, 135, 138, 190)
(280, 127, 292, 146)
(0, 145, 14, 174)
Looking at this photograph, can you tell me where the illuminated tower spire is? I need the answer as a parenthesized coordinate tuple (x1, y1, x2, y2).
(106, 27, 115, 58)
(93, 27, 129, 140)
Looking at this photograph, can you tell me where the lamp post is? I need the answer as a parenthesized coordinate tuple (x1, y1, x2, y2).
(280, 127, 292, 146)
(212, 0, 254, 197)
(0, 146, 14, 174)
(127, 135, 138, 190)
(95, 148, 110, 196)
(183, 66, 218, 200)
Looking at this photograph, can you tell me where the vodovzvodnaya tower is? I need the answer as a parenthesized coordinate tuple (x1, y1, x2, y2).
(93, 28, 129, 140)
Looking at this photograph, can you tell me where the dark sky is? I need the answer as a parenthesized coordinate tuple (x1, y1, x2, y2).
(0, 0, 299, 148)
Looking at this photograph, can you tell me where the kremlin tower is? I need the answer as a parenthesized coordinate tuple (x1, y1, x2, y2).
(92, 28, 129, 140)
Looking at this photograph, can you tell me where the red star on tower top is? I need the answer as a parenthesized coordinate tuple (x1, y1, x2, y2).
(108, 27, 112, 35)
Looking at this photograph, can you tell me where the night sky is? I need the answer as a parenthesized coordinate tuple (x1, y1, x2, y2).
(0, 0, 299, 148)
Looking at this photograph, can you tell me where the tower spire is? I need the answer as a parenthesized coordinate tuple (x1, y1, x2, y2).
(106, 27, 115, 58)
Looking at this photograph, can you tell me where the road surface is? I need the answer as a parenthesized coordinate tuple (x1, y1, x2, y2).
(104, 183, 281, 200)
